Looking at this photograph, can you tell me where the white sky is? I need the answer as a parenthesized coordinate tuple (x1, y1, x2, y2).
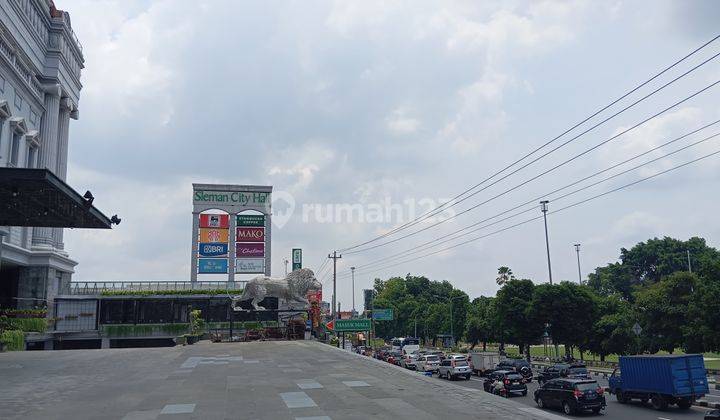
(60, 0, 720, 309)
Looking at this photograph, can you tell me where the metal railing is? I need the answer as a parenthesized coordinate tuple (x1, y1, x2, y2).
(64, 281, 247, 295)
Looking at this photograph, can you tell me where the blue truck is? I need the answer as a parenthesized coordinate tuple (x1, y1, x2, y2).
(608, 354, 709, 410)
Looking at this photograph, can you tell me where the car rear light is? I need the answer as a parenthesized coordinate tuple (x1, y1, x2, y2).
(573, 389, 583, 399)
(597, 386, 604, 395)
(504, 379, 510, 385)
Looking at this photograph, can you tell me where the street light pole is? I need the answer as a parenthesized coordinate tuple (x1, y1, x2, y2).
(283, 259, 289, 276)
(350, 266, 356, 314)
(540, 200, 553, 284)
(574, 243, 582, 284)
(687, 250, 692, 273)
(328, 251, 342, 319)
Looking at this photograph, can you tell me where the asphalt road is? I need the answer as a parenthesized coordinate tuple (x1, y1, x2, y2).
(418, 368, 714, 420)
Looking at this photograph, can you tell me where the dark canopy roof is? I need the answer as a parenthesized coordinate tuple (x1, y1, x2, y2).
(0, 168, 112, 228)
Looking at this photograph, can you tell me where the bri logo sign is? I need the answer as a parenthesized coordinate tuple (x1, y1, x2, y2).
(199, 243, 228, 257)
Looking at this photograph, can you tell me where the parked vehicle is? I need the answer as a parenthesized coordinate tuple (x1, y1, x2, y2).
(391, 337, 421, 355)
(705, 409, 720, 419)
(438, 358, 472, 380)
(534, 379, 606, 415)
(537, 363, 591, 384)
(386, 351, 403, 365)
(483, 370, 528, 397)
(416, 354, 441, 372)
(400, 353, 418, 370)
(608, 354, 709, 410)
(469, 352, 502, 376)
(496, 358, 533, 382)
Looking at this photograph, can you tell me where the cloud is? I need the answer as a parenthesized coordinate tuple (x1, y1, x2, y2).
(386, 107, 421, 134)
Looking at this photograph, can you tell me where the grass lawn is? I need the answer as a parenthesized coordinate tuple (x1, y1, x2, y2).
(480, 345, 720, 369)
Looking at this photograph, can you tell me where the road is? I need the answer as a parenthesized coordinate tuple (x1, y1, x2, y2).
(421, 368, 714, 420)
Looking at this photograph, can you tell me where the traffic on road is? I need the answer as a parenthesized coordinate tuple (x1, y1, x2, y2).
(354, 340, 718, 420)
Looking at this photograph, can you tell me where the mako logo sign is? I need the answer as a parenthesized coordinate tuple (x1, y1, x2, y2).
(199, 243, 228, 257)
(236, 227, 265, 242)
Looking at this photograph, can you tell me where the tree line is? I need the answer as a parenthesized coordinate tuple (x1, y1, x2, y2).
(370, 236, 720, 359)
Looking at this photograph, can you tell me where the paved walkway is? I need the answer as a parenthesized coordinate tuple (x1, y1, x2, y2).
(0, 341, 547, 419)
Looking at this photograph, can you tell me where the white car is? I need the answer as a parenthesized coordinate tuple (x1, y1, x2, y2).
(400, 354, 418, 370)
(416, 354, 441, 372)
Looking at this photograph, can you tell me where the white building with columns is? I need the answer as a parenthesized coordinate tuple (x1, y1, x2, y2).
(0, 0, 83, 309)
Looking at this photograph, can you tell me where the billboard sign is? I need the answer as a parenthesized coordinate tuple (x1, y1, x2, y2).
(236, 227, 265, 242)
(236, 243, 265, 258)
(198, 243, 229, 257)
(372, 308, 394, 321)
(199, 214, 229, 228)
(200, 228, 229, 243)
(326, 318, 372, 332)
(198, 258, 228, 274)
(292, 248, 302, 271)
(194, 190, 270, 206)
(236, 214, 265, 227)
(235, 258, 265, 273)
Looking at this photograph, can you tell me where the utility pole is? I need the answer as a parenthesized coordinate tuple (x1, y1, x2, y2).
(283, 259, 289, 276)
(687, 250, 692, 273)
(574, 243, 582, 284)
(350, 266, 356, 315)
(540, 200, 553, 284)
(328, 251, 342, 319)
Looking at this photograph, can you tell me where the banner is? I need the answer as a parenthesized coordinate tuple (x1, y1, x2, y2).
(199, 243, 229, 257)
(235, 258, 265, 273)
(236, 243, 265, 258)
(236, 214, 265, 227)
(200, 228, 229, 243)
(292, 248, 302, 271)
(236, 227, 265, 242)
(199, 214, 229, 228)
(198, 258, 228, 274)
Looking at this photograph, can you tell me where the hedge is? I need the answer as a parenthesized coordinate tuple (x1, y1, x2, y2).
(0, 316, 47, 333)
(0, 330, 25, 351)
(102, 323, 190, 337)
(100, 289, 241, 296)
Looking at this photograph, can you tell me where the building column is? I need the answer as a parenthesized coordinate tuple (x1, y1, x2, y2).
(52, 99, 72, 251)
(32, 85, 62, 249)
(190, 211, 199, 282)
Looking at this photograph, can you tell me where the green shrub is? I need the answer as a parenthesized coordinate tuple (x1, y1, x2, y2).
(0, 330, 25, 351)
(189, 310, 205, 335)
(0, 316, 46, 333)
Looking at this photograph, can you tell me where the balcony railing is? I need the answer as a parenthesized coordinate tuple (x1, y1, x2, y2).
(64, 281, 247, 295)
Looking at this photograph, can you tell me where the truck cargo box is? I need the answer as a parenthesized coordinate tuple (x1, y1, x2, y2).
(617, 354, 709, 397)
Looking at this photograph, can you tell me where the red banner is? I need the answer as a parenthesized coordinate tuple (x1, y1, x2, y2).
(199, 214, 229, 229)
(236, 227, 265, 242)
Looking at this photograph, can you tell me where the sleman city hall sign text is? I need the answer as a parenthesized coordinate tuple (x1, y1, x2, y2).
(193, 191, 270, 206)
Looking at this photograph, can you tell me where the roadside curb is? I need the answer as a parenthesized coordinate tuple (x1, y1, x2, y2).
(696, 400, 720, 409)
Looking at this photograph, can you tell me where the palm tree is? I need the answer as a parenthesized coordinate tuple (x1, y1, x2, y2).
(496, 266, 515, 285)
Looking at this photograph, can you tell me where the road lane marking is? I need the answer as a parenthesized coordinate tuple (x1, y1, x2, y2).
(280, 392, 317, 408)
(296, 380, 323, 390)
(343, 380, 370, 387)
(160, 404, 195, 415)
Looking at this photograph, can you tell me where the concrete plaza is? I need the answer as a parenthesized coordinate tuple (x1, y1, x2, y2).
(0, 341, 548, 419)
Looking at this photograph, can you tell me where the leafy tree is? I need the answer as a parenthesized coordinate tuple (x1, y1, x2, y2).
(496, 266, 516, 286)
(529, 282, 597, 358)
(585, 295, 635, 360)
(634, 271, 697, 353)
(494, 279, 542, 357)
(587, 263, 635, 300)
(685, 275, 720, 352)
(465, 296, 495, 350)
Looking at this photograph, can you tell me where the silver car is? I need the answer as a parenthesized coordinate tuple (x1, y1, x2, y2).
(416, 354, 441, 372)
(438, 358, 472, 380)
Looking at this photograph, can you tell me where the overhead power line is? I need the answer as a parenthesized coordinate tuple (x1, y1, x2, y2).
(336, 126, 720, 276)
(338, 148, 720, 279)
(338, 35, 720, 253)
(343, 79, 720, 256)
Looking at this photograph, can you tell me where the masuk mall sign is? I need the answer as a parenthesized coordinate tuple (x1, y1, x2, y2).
(193, 190, 269, 206)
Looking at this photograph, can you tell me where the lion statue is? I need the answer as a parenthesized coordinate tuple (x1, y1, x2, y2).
(232, 268, 321, 311)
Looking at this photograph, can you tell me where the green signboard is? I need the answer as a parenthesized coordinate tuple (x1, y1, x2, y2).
(327, 318, 371, 332)
(372, 308, 393, 321)
(292, 248, 302, 271)
(194, 191, 270, 205)
(236, 214, 265, 227)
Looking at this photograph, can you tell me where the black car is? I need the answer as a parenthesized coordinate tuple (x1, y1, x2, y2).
(483, 370, 528, 397)
(537, 363, 591, 384)
(534, 379, 606, 415)
(496, 358, 533, 382)
(706, 409, 720, 420)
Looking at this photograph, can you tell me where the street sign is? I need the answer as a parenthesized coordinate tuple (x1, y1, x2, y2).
(632, 322, 643, 336)
(372, 308, 393, 321)
(326, 318, 371, 332)
(292, 248, 302, 271)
